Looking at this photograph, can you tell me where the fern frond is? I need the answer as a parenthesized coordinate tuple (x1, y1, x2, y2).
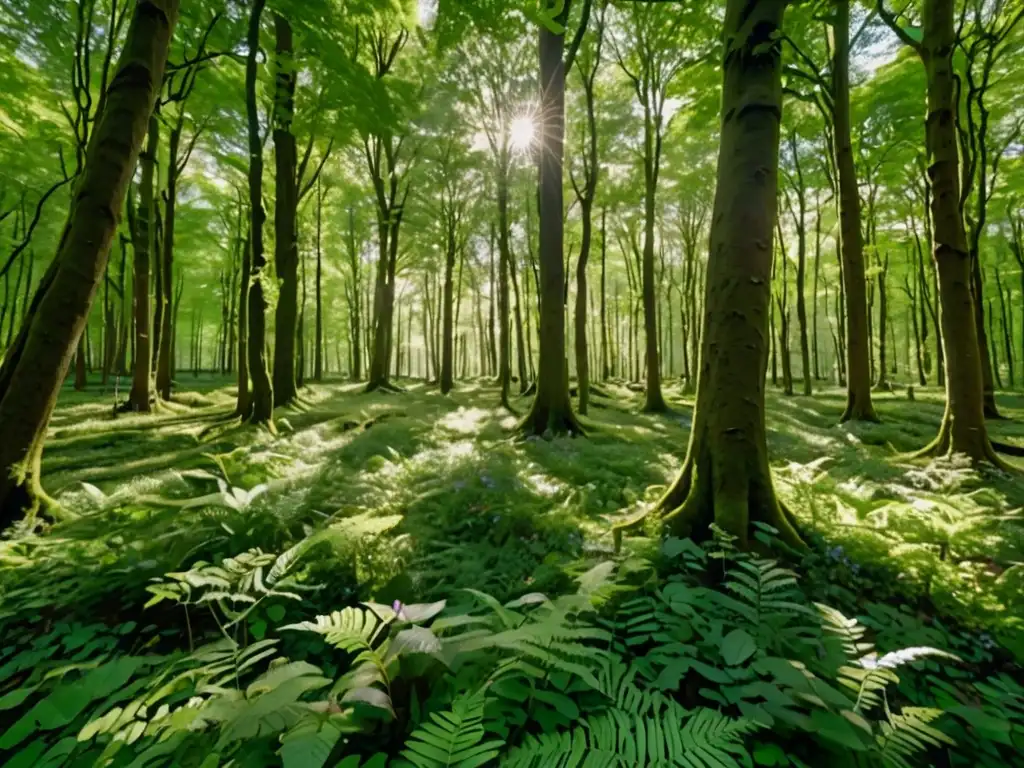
(876, 706, 954, 768)
(400, 688, 504, 768)
(502, 707, 759, 767)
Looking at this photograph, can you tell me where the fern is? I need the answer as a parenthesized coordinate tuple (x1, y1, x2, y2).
(875, 706, 954, 768)
(502, 706, 759, 767)
(399, 688, 504, 768)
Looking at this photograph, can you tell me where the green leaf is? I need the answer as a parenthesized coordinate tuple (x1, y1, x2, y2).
(722, 628, 757, 666)
(267, 604, 288, 623)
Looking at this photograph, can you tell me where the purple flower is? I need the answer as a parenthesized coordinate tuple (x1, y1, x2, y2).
(392, 600, 403, 614)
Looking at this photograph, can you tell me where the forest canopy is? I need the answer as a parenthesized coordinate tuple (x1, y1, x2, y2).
(1, 0, 1024, 766)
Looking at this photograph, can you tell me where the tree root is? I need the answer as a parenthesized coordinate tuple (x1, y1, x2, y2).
(612, 459, 805, 554)
(364, 379, 405, 395)
(989, 440, 1024, 458)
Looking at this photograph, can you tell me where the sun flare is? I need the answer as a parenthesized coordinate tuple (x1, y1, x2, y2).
(509, 116, 535, 151)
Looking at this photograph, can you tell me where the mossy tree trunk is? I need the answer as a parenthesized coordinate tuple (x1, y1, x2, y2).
(272, 13, 299, 407)
(0, 0, 179, 527)
(835, 0, 877, 422)
(244, 0, 274, 427)
(617, 0, 802, 551)
(881, 0, 999, 462)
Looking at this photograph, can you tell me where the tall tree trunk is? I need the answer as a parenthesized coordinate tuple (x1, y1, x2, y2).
(510, 241, 529, 393)
(156, 122, 178, 400)
(641, 154, 666, 412)
(128, 119, 159, 411)
(812, 192, 821, 380)
(520, 9, 581, 435)
(314, 180, 324, 382)
(600, 207, 609, 381)
(621, 0, 800, 550)
(245, 0, 274, 426)
(574, 200, 592, 414)
(834, 0, 877, 421)
(973, 254, 1000, 416)
(498, 180, 512, 408)
(272, 13, 299, 407)
(895, 0, 997, 461)
(996, 268, 1013, 388)
(235, 227, 251, 415)
(74, 337, 87, 391)
(441, 222, 456, 393)
(875, 251, 889, 388)
(0, 0, 178, 524)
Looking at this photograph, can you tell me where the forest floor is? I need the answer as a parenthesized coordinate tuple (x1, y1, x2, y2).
(18, 373, 1024, 658)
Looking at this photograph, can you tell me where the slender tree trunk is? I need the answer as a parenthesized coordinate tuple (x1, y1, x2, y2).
(235, 227, 251, 415)
(245, 0, 274, 426)
(624, 0, 801, 550)
(834, 0, 877, 421)
(973, 254, 1000, 416)
(520, 11, 581, 435)
(996, 268, 1013, 388)
(812, 193, 821, 379)
(575, 199, 592, 414)
(271, 13, 299, 407)
(128, 120, 159, 411)
(0, 0, 178, 524)
(909, 0, 996, 461)
(441, 223, 456, 393)
(510, 241, 528, 393)
(600, 208, 609, 381)
(875, 252, 889, 388)
(314, 179, 324, 381)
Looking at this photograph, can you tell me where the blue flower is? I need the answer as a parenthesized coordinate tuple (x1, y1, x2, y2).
(827, 546, 845, 561)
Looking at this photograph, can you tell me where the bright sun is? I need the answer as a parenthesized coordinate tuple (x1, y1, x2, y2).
(509, 116, 535, 151)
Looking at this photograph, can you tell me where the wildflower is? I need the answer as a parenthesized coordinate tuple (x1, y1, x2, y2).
(827, 545, 845, 561)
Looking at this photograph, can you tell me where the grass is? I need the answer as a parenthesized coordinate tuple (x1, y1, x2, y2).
(5, 372, 1020, 659)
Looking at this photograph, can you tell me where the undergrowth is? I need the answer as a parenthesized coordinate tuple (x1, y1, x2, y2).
(1, 379, 1023, 766)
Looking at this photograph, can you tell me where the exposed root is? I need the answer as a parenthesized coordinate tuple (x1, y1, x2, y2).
(990, 440, 1024, 457)
(515, 402, 585, 439)
(365, 379, 405, 395)
(612, 459, 806, 554)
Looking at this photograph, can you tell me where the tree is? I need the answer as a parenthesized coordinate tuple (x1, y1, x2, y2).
(244, 0, 274, 427)
(0, 0, 180, 525)
(616, 0, 802, 550)
(878, 0, 1001, 463)
(611, 0, 709, 413)
(569, 1, 605, 415)
(518, 0, 591, 436)
(784, 0, 878, 421)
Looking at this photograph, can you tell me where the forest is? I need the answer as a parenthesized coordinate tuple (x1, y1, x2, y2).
(1, 0, 1023, 765)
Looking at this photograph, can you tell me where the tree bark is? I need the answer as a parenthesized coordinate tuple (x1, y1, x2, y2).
(314, 180, 324, 381)
(835, 0, 877, 421)
(156, 122, 179, 400)
(128, 117, 158, 412)
(519, 8, 581, 436)
(245, 0, 274, 426)
(898, 0, 998, 462)
(0, 0, 179, 525)
(272, 13, 299, 407)
(617, 0, 800, 550)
